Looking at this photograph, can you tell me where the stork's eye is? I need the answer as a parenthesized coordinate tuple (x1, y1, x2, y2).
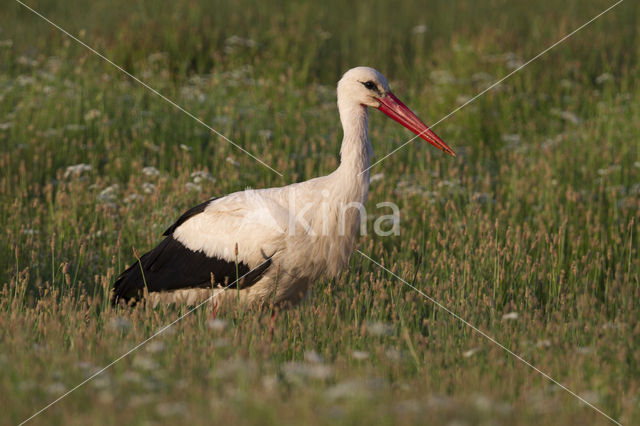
(362, 81, 377, 91)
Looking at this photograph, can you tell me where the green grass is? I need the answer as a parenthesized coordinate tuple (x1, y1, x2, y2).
(1, 0, 639, 424)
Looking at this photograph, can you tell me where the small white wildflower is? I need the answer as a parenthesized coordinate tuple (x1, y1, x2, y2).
(352, 351, 370, 360)
(385, 348, 402, 361)
(550, 108, 581, 125)
(0, 122, 12, 130)
(18, 380, 37, 391)
(155, 325, 176, 335)
(426, 395, 454, 409)
(318, 30, 332, 40)
(84, 109, 101, 121)
(282, 362, 331, 381)
(17, 75, 36, 85)
(142, 166, 161, 178)
(156, 402, 187, 417)
(213, 115, 229, 125)
(595, 73, 614, 84)
(506, 57, 524, 70)
(46, 56, 62, 73)
(576, 346, 593, 355)
(191, 170, 215, 184)
(412, 24, 428, 34)
(262, 375, 279, 392)
(128, 394, 154, 407)
(98, 184, 119, 203)
(108, 316, 131, 332)
(179, 144, 192, 152)
(560, 79, 576, 89)
(471, 192, 492, 204)
(438, 179, 460, 189)
(121, 371, 142, 384)
(147, 52, 168, 63)
(473, 394, 493, 411)
(212, 358, 256, 380)
(633, 161, 640, 169)
(325, 381, 366, 400)
(369, 173, 384, 184)
(501, 133, 520, 144)
(124, 193, 143, 204)
(366, 321, 394, 336)
(91, 375, 111, 389)
(394, 399, 422, 414)
(207, 318, 228, 332)
(142, 182, 156, 194)
(132, 355, 158, 371)
(304, 350, 324, 364)
(46, 382, 66, 394)
(456, 95, 472, 105)
(225, 35, 256, 48)
(472, 72, 493, 82)
(179, 86, 205, 102)
(185, 182, 201, 192)
(43, 128, 60, 138)
(65, 124, 86, 132)
(258, 129, 273, 140)
(430, 69, 455, 85)
(22, 228, 39, 235)
(463, 347, 480, 358)
(502, 312, 519, 321)
(77, 361, 95, 371)
(397, 183, 425, 197)
(597, 165, 621, 176)
(579, 391, 600, 404)
(63, 163, 92, 179)
(226, 156, 240, 166)
(143, 141, 161, 152)
(146, 341, 165, 354)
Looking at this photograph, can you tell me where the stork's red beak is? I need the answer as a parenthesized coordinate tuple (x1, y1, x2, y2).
(377, 92, 455, 156)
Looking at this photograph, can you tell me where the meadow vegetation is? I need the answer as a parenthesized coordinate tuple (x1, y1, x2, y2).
(1, 0, 639, 424)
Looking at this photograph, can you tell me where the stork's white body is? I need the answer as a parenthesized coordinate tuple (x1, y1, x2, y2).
(112, 67, 453, 308)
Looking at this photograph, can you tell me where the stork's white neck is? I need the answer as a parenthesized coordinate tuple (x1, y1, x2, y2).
(333, 100, 372, 203)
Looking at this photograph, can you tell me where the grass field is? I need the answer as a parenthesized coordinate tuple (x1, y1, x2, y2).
(1, 0, 639, 424)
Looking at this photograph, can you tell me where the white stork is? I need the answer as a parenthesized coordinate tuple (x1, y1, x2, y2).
(112, 67, 455, 308)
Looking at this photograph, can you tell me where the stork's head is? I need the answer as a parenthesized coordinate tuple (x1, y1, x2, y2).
(338, 66, 455, 156)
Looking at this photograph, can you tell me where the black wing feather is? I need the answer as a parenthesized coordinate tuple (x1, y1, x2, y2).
(112, 197, 272, 304)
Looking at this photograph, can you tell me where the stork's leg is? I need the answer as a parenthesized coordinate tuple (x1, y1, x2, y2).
(211, 300, 219, 320)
